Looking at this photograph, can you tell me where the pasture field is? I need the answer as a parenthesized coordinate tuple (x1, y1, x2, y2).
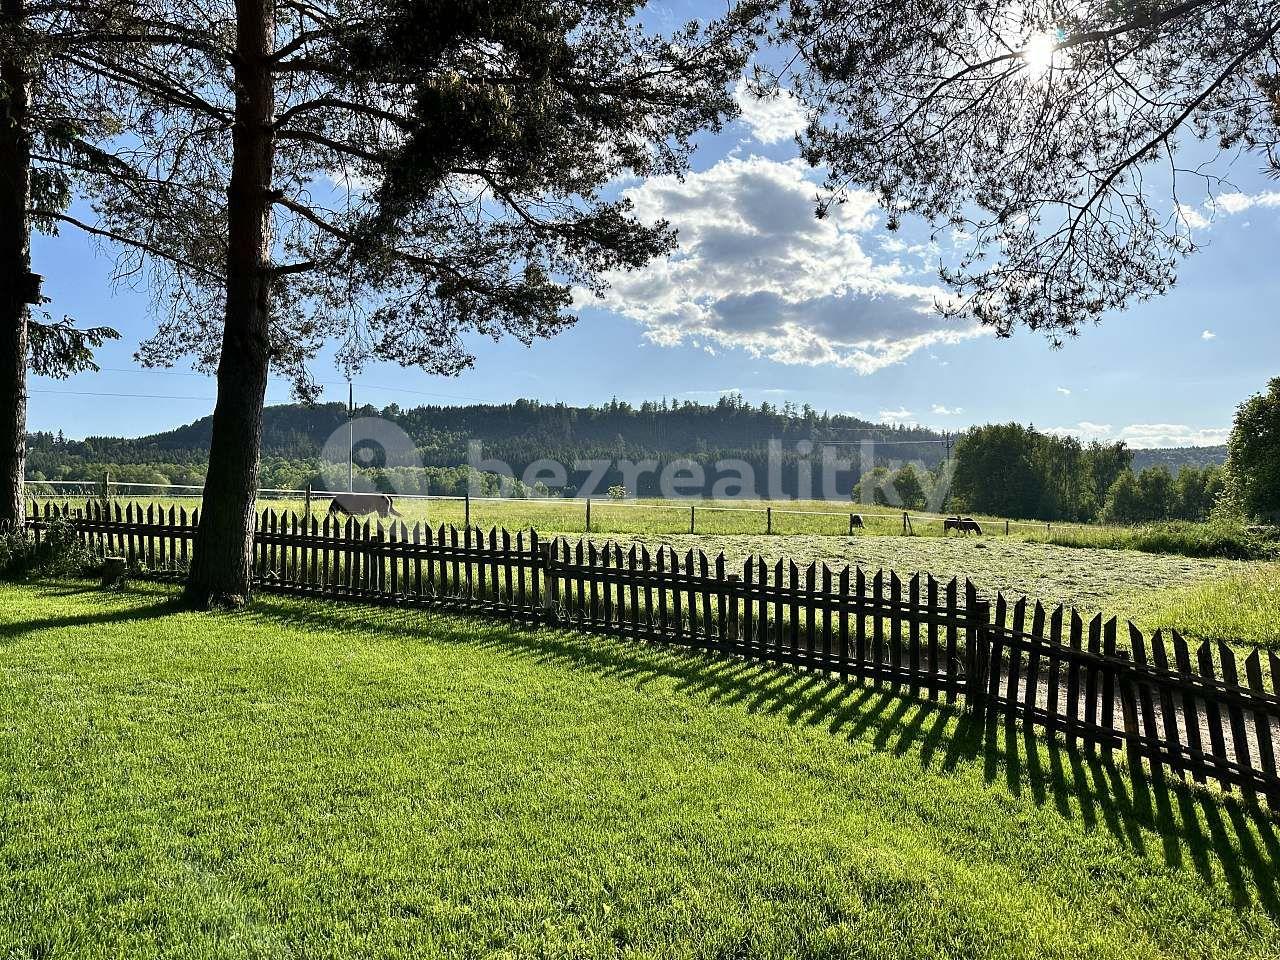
(24, 489, 1165, 541)
(2, 580, 1277, 959)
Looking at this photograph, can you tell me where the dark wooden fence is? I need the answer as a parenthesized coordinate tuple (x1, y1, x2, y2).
(25, 501, 1280, 809)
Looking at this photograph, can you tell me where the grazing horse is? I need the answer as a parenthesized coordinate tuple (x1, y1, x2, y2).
(849, 514, 864, 529)
(943, 516, 983, 535)
(328, 493, 401, 519)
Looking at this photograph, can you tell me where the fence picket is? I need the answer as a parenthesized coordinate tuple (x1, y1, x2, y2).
(945, 578, 958, 703)
(839, 566, 851, 682)
(1044, 606, 1063, 735)
(908, 573, 921, 696)
(1059, 616, 1080, 752)
(1128, 623, 1165, 780)
(1023, 602, 1045, 717)
(1243, 650, 1279, 808)
(1218, 641, 1254, 798)
(1084, 614, 1103, 755)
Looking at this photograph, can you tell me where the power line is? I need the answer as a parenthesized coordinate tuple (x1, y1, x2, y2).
(31, 388, 217, 401)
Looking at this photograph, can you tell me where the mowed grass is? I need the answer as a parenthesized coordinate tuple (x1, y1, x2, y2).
(2, 582, 1279, 959)
(609, 533, 1261, 638)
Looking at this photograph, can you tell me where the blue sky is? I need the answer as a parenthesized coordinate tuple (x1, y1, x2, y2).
(28, 3, 1279, 446)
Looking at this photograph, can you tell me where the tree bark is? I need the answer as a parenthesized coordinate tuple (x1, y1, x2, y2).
(0, 0, 31, 530)
(183, 0, 276, 608)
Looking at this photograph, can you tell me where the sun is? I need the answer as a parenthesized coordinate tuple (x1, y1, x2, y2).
(1022, 29, 1062, 78)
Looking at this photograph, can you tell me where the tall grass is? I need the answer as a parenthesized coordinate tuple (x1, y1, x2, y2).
(1046, 520, 1279, 561)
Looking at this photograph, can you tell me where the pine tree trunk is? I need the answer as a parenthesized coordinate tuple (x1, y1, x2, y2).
(0, 0, 31, 530)
(183, 0, 276, 608)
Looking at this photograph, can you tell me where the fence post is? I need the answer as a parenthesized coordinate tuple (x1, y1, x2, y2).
(766, 506, 772, 535)
(1005, 519, 1010, 536)
(465, 490, 471, 528)
(965, 598, 992, 719)
(903, 512, 908, 534)
(102, 469, 111, 507)
(689, 504, 695, 534)
(586, 498, 591, 533)
(538, 540, 556, 621)
(304, 483, 312, 524)
(848, 513, 854, 536)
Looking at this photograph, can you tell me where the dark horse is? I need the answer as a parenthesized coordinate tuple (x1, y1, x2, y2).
(943, 516, 983, 535)
(328, 493, 402, 519)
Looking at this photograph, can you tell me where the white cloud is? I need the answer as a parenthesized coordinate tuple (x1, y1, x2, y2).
(1044, 421, 1112, 439)
(1212, 191, 1280, 215)
(1176, 202, 1210, 230)
(1044, 421, 1229, 447)
(931, 404, 963, 415)
(579, 156, 985, 373)
(1056, 386, 1072, 396)
(680, 388, 741, 398)
(1118, 424, 1231, 447)
(732, 79, 807, 145)
(1201, 329, 1216, 341)
(879, 407, 915, 423)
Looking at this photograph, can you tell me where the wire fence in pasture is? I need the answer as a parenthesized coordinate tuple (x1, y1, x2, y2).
(23, 477, 1097, 540)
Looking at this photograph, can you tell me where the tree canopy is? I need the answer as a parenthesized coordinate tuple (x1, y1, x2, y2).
(1224, 376, 1280, 521)
(776, 0, 1280, 340)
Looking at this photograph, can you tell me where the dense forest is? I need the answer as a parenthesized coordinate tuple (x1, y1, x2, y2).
(26, 396, 948, 498)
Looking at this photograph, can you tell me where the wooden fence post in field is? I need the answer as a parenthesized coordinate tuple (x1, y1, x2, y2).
(304, 483, 312, 524)
(689, 504, 695, 534)
(465, 491, 471, 529)
(585, 498, 591, 532)
(766, 506, 772, 535)
(1005, 519, 1010, 535)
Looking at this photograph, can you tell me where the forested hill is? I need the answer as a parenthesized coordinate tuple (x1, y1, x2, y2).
(28, 397, 950, 492)
(61, 396, 947, 462)
(1131, 445, 1228, 472)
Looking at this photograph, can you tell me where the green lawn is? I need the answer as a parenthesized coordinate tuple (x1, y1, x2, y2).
(1, 582, 1277, 958)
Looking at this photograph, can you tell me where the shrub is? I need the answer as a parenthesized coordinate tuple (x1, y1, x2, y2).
(0, 516, 98, 580)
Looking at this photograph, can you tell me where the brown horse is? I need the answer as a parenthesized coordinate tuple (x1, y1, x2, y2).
(328, 493, 402, 519)
(943, 516, 982, 535)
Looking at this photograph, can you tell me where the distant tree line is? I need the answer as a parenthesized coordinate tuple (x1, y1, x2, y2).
(27, 379, 1280, 524)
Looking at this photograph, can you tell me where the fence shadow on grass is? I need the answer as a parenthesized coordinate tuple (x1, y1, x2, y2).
(238, 592, 1280, 921)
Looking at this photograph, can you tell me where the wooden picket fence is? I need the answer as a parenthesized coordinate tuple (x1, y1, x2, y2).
(24, 500, 1280, 809)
